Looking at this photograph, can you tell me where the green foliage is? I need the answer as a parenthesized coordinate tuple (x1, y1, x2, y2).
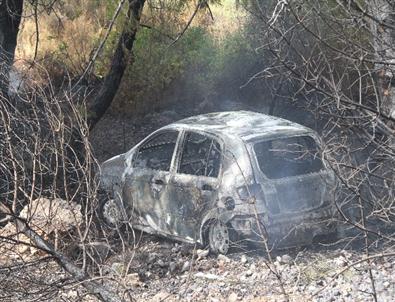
(114, 26, 216, 113)
(113, 20, 263, 115)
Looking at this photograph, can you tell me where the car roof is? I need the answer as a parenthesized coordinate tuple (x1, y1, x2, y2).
(168, 111, 313, 141)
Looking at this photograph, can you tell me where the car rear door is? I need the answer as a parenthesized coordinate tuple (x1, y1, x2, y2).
(167, 131, 222, 241)
(123, 130, 180, 234)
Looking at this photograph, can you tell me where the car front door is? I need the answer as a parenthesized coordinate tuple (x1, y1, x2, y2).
(123, 130, 179, 234)
(168, 131, 222, 241)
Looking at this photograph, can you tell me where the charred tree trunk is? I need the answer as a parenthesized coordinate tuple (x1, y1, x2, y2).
(0, 0, 23, 96)
(368, 0, 395, 120)
(87, 0, 145, 129)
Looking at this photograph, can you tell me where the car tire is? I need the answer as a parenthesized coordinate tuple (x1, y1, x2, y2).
(100, 198, 123, 228)
(208, 220, 230, 254)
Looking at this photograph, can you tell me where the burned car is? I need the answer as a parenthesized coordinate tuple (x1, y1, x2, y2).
(100, 111, 338, 254)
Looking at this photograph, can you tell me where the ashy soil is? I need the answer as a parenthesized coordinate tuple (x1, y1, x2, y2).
(78, 233, 395, 302)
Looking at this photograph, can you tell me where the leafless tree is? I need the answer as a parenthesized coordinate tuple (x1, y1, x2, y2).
(242, 0, 395, 300)
(0, 62, 140, 301)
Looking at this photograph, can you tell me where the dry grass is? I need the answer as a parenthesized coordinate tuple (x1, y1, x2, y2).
(15, 1, 107, 79)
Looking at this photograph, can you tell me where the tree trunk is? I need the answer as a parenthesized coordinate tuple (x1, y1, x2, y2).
(0, 0, 23, 96)
(369, 0, 395, 120)
(87, 0, 145, 129)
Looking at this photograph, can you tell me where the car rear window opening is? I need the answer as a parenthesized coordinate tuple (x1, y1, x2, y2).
(253, 136, 323, 179)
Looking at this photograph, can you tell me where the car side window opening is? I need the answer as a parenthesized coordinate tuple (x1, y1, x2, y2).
(134, 130, 178, 171)
(178, 132, 221, 177)
(254, 136, 323, 179)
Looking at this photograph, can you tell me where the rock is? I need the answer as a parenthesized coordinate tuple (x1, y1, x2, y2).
(240, 275, 247, 282)
(333, 256, 347, 267)
(281, 254, 292, 264)
(383, 281, 390, 289)
(276, 256, 282, 263)
(197, 249, 209, 259)
(111, 262, 124, 275)
(241, 255, 248, 264)
(316, 279, 325, 286)
(182, 261, 191, 272)
(245, 270, 253, 277)
(169, 262, 177, 273)
(61, 290, 78, 299)
(218, 254, 231, 263)
(125, 273, 142, 287)
(20, 198, 82, 234)
(227, 292, 238, 302)
(148, 253, 157, 264)
(195, 272, 224, 280)
(151, 291, 170, 302)
(307, 285, 316, 292)
(157, 259, 166, 268)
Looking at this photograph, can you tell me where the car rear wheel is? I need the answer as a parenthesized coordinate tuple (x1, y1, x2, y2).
(208, 221, 230, 254)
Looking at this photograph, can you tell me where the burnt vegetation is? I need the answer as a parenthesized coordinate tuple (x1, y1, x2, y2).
(0, 0, 394, 301)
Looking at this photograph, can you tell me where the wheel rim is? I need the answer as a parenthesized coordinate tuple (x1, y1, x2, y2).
(209, 221, 230, 254)
(102, 199, 122, 226)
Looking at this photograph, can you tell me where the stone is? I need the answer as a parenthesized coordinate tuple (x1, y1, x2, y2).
(148, 253, 157, 264)
(152, 291, 170, 302)
(182, 261, 191, 272)
(227, 292, 238, 302)
(125, 273, 142, 287)
(281, 254, 292, 264)
(245, 270, 253, 277)
(218, 254, 231, 263)
(111, 262, 124, 275)
(316, 279, 325, 286)
(169, 262, 177, 273)
(157, 259, 166, 268)
(276, 256, 282, 263)
(197, 249, 209, 259)
(383, 281, 390, 289)
(241, 255, 248, 264)
(195, 272, 224, 280)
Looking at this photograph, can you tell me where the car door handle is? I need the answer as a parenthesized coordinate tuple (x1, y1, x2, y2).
(201, 184, 213, 191)
(153, 179, 164, 185)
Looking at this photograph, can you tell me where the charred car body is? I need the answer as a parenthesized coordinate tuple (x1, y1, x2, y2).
(100, 111, 338, 254)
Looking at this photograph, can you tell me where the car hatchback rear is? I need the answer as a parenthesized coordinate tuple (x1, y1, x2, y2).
(242, 134, 338, 247)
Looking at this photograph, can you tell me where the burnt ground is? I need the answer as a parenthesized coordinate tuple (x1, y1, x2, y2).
(2, 228, 394, 302)
(68, 231, 395, 302)
(87, 110, 395, 301)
